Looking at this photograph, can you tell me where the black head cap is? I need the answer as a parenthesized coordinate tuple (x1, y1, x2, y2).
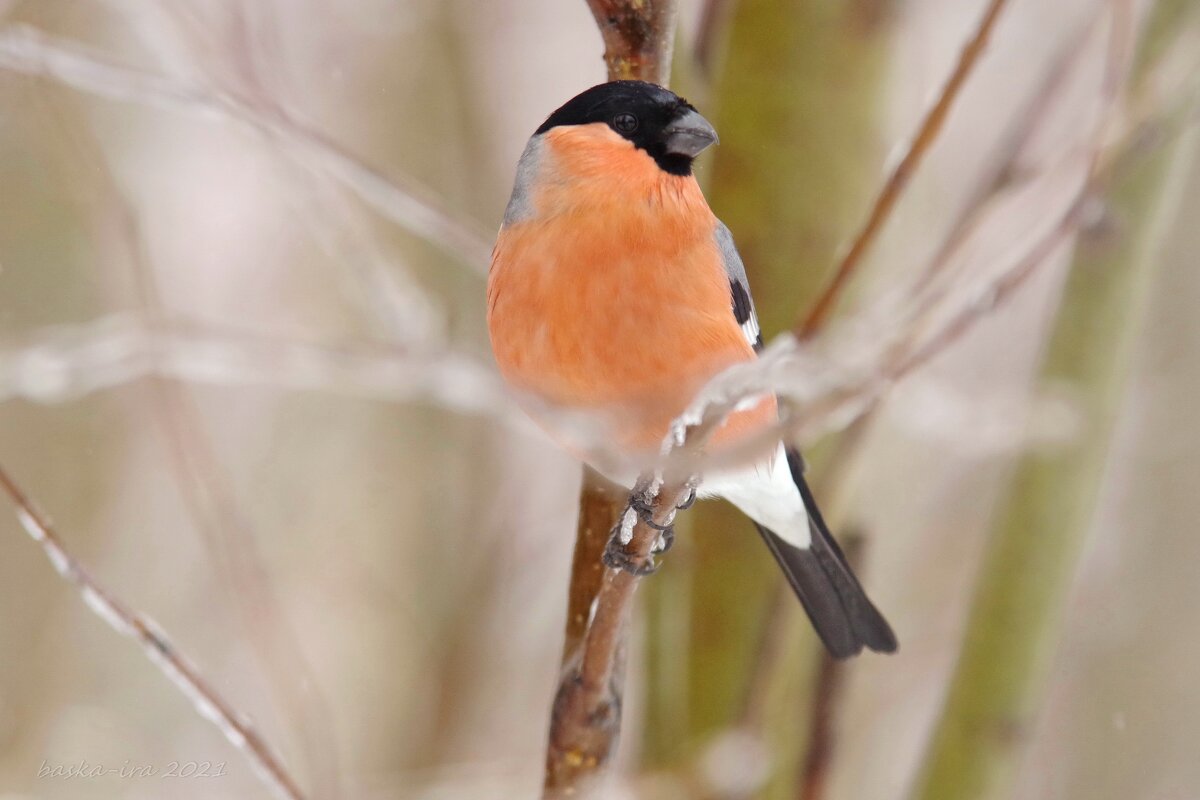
(535, 80, 718, 176)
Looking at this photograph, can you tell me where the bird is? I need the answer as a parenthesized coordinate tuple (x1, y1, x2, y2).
(487, 80, 896, 659)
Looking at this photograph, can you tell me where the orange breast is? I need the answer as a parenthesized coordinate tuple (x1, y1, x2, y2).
(488, 124, 775, 460)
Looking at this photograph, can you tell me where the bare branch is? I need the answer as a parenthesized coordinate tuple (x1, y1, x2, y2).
(0, 24, 493, 271)
(798, 0, 1011, 338)
(560, 473, 627, 664)
(663, 0, 1142, 481)
(0, 465, 307, 800)
(0, 315, 509, 416)
(547, 3, 681, 796)
(584, 0, 680, 84)
(677, 176, 1093, 478)
(546, 481, 694, 796)
(544, 46, 1114, 783)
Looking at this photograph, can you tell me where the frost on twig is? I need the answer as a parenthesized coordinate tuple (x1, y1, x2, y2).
(798, 0, 1013, 337)
(0, 465, 307, 800)
(0, 315, 508, 415)
(0, 23, 492, 271)
(0, 140, 1093, 481)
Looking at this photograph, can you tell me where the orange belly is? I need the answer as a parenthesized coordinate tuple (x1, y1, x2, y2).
(487, 126, 776, 462)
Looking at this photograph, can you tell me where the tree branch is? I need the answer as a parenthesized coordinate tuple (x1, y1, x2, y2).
(0, 24, 493, 271)
(547, 4, 680, 795)
(0, 316, 508, 415)
(547, 481, 694, 795)
(584, 0, 680, 85)
(0, 465, 307, 800)
(797, 0, 1011, 338)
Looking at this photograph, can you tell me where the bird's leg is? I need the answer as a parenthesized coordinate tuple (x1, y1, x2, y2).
(603, 479, 700, 575)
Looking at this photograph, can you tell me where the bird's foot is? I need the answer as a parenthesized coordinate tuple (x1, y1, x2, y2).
(630, 486, 696, 518)
(602, 526, 661, 576)
(602, 484, 697, 575)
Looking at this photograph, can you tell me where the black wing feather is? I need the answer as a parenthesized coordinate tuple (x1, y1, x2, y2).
(715, 221, 763, 351)
(716, 221, 896, 657)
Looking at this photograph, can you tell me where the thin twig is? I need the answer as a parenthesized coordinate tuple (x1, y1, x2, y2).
(909, 8, 1108, 300)
(61, 110, 347, 797)
(0, 315, 508, 415)
(0, 24, 493, 272)
(691, 176, 1094, 478)
(798, 0, 1011, 338)
(736, 11, 1121, 730)
(910, 4, 1185, 795)
(667, 0, 1140, 475)
(0, 465, 307, 800)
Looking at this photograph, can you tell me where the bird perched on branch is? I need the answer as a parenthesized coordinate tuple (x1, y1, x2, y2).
(487, 81, 896, 658)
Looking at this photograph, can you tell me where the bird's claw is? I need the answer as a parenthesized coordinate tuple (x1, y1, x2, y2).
(631, 486, 696, 519)
(674, 486, 697, 511)
(651, 525, 674, 554)
(603, 484, 695, 575)
(603, 532, 661, 575)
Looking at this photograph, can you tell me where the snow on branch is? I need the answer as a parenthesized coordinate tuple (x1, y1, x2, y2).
(0, 465, 308, 800)
(0, 316, 509, 416)
(0, 24, 493, 271)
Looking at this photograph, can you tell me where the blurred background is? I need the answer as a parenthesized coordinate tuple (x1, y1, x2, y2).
(0, 0, 1197, 798)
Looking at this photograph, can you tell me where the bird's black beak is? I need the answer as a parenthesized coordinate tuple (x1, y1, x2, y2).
(663, 109, 718, 158)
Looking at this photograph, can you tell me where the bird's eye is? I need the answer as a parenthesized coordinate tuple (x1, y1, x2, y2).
(612, 113, 639, 134)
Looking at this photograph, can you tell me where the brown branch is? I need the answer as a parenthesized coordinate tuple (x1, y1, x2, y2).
(546, 480, 694, 797)
(553, 1, 1123, 789)
(736, 19, 1108, 739)
(907, 9, 1106, 301)
(584, 0, 680, 84)
(0, 464, 307, 800)
(546, 3, 680, 796)
(797, 0, 1011, 338)
(560, 470, 626, 665)
(549, 13, 1090, 780)
(682, 0, 1139, 479)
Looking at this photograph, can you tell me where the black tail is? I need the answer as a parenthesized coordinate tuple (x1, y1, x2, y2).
(753, 449, 898, 659)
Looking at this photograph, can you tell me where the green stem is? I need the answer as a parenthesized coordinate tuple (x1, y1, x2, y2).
(909, 98, 1200, 800)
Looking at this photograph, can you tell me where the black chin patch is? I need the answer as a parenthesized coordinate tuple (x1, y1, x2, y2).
(653, 152, 695, 177)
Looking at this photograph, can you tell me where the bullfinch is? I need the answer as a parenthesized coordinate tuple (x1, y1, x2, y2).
(487, 81, 896, 658)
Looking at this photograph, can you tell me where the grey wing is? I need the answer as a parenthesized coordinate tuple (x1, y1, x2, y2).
(715, 221, 763, 352)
